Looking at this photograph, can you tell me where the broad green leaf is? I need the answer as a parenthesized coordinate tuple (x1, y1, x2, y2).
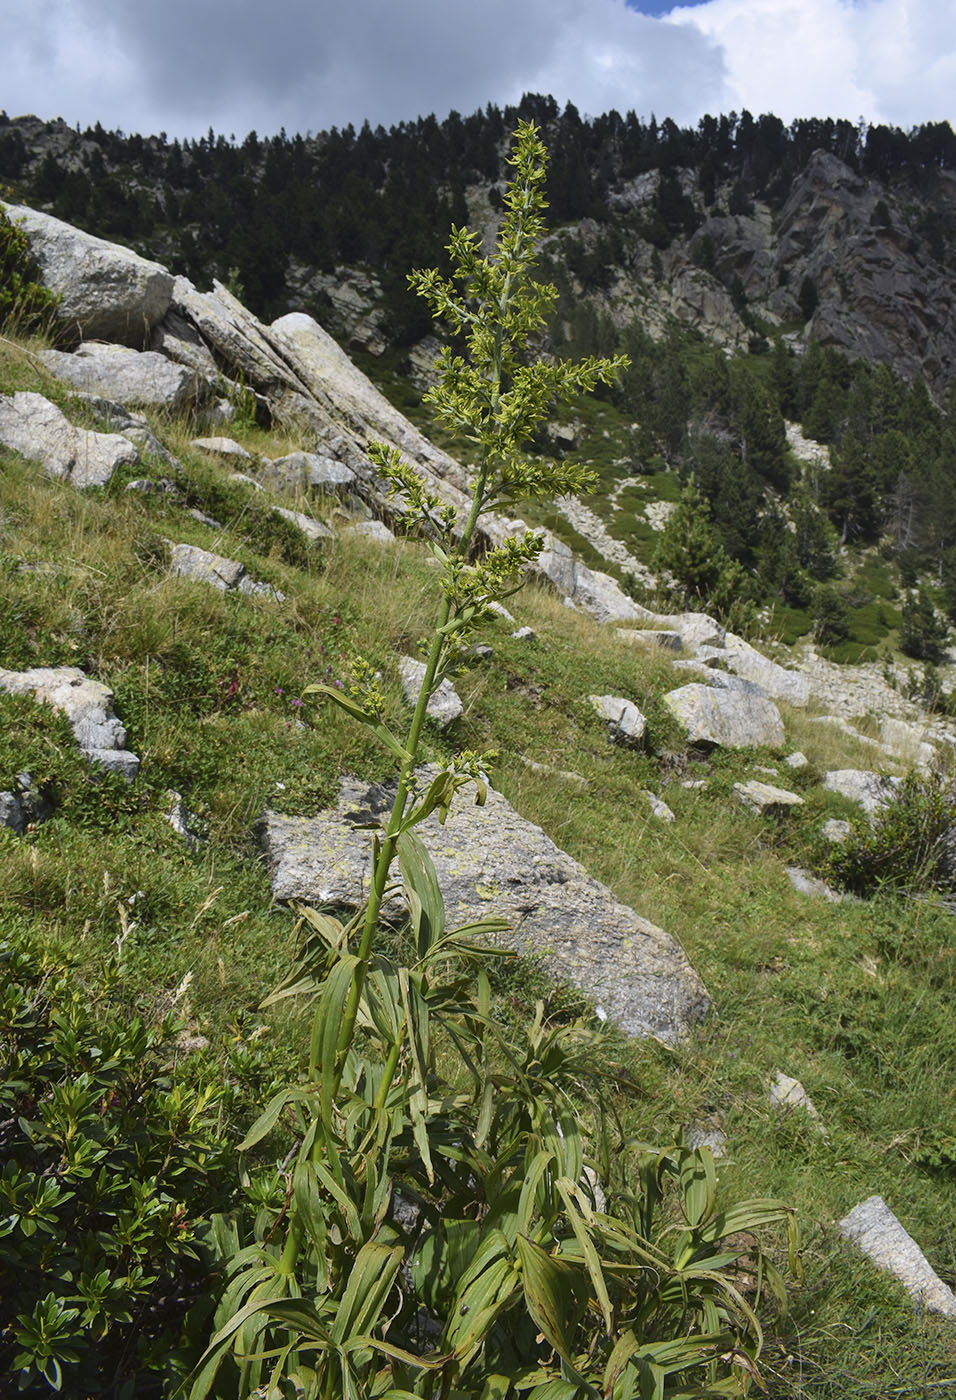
(677, 1146, 717, 1229)
(515, 1233, 577, 1359)
(330, 1241, 403, 1344)
(516, 1148, 557, 1235)
(313, 954, 361, 1126)
(397, 828, 445, 954)
(237, 1087, 312, 1152)
(555, 1179, 612, 1333)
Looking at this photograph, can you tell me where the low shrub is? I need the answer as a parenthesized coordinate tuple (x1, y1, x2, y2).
(825, 770, 956, 898)
(0, 935, 239, 1395)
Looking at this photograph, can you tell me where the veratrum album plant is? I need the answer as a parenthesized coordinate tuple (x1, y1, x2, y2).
(191, 121, 800, 1400)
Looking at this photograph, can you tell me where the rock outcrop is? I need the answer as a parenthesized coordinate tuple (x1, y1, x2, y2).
(38, 343, 200, 410)
(3, 201, 173, 347)
(260, 771, 710, 1043)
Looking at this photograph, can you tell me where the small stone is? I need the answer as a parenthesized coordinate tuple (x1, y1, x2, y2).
(125, 477, 179, 496)
(822, 818, 852, 843)
(0, 666, 139, 781)
(169, 543, 246, 591)
(519, 757, 588, 791)
(644, 792, 675, 823)
(398, 657, 463, 728)
(589, 694, 647, 747)
(683, 1123, 728, 1158)
(734, 780, 805, 815)
(190, 436, 253, 461)
(682, 779, 707, 790)
(839, 1196, 956, 1319)
(784, 751, 809, 770)
(487, 601, 515, 623)
(345, 520, 396, 544)
(512, 626, 536, 641)
(165, 791, 203, 849)
(274, 506, 333, 542)
(236, 577, 286, 602)
(229, 471, 265, 491)
(0, 792, 25, 834)
(769, 1071, 826, 1134)
(785, 866, 848, 903)
(88, 748, 141, 780)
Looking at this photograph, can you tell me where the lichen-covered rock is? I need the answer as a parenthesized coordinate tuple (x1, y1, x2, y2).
(0, 391, 138, 487)
(769, 1071, 826, 1132)
(274, 507, 332, 542)
(616, 628, 683, 653)
(3, 201, 174, 347)
(261, 451, 357, 494)
(189, 435, 252, 462)
(703, 638, 810, 706)
(260, 771, 710, 1043)
(663, 682, 785, 750)
(341, 520, 393, 543)
(168, 543, 284, 599)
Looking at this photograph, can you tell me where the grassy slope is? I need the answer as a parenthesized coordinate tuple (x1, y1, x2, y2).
(1, 332, 955, 1397)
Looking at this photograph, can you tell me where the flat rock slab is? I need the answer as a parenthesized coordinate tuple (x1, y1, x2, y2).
(346, 520, 396, 543)
(4, 201, 173, 347)
(663, 682, 785, 750)
(839, 1196, 956, 1319)
(0, 666, 139, 779)
(734, 779, 805, 814)
(616, 629, 683, 653)
(0, 391, 138, 487)
(262, 451, 357, 493)
(260, 771, 710, 1043)
(275, 506, 333, 542)
(190, 435, 253, 461)
(39, 344, 197, 410)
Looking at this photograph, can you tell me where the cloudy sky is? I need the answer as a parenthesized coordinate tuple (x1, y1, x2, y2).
(2, 0, 953, 142)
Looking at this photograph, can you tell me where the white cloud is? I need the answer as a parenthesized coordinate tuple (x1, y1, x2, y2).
(668, 0, 956, 127)
(0, 0, 952, 139)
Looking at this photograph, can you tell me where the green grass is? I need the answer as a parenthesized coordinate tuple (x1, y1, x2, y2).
(2, 330, 956, 1396)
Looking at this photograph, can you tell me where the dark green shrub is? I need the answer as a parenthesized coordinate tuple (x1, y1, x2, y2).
(899, 587, 949, 663)
(825, 770, 956, 898)
(0, 937, 239, 1395)
(0, 209, 60, 332)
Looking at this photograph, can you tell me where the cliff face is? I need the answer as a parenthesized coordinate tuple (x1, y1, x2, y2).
(769, 152, 956, 385)
(4, 114, 956, 391)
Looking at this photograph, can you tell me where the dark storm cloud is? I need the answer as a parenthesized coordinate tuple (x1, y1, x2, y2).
(2, 0, 728, 137)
